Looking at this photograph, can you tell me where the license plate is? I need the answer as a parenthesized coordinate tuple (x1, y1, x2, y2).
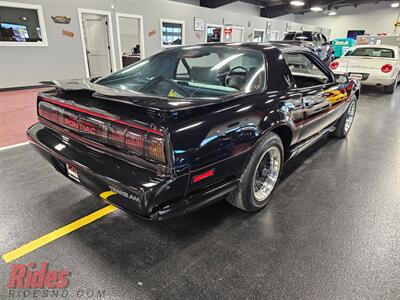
(350, 73, 363, 80)
(66, 163, 80, 182)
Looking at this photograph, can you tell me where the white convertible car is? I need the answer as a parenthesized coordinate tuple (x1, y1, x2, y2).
(329, 44, 400, 93)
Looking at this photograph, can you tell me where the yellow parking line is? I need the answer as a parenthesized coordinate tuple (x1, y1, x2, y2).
(2, 191, 117, 263)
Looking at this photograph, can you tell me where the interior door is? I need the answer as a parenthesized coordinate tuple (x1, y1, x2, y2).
(82, 13, 112, 78)
(270, 31, 279, 41)
(118, 16, 142, 68)
(231, 28, 243, 42)
(283, 52, 348, 140)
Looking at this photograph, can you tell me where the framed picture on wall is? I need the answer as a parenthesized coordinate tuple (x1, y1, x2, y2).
(194, 17, 205, 31)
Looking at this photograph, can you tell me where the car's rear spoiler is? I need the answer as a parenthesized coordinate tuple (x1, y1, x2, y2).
(39, 79, 240, 112)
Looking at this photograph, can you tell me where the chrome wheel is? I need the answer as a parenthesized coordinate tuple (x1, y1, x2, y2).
(252, 146, 281, 202)
(344, 101, 356, 134)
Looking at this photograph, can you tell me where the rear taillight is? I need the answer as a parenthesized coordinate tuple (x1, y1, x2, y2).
(145, 136, 165, 162)
(329, 61, 339, 70)
(125, 129, 145, 155)
(381, 64, 393, 73)
(107, 124, 126, 149)
(38, 100, 166, 163)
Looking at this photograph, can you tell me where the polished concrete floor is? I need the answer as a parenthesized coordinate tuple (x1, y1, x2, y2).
(1, 86, 399, 299)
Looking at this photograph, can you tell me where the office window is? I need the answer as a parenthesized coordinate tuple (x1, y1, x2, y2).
(161, 19, 184, 47)
(0, 1, 47, 46)
(206, 25, 222, 43)
(253, 30, 264, 42)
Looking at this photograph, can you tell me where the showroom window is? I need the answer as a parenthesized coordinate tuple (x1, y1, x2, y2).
(161, 19, 185, 47)
(206, 24, 222, 43)
(0, 1, 48, 46)
(253, 29, 265, 42)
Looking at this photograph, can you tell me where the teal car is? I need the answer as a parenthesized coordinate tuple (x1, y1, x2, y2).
(332, 38, 356, 58)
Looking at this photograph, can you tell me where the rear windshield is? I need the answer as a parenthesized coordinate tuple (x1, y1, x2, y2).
(96, 46, 266, 99)
(345, 47, 395, 58)
(284, 32, 313, 42)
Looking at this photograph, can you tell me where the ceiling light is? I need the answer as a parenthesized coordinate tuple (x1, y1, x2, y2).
(328, 11, 337, 15)
(391, 2, 400, 7)
(311, 6, 323, 11)
(290, 1, 305, 7)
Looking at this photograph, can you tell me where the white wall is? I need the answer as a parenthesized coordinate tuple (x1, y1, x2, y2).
(296, 2, 400, 40)
(0, 0, 327, 88)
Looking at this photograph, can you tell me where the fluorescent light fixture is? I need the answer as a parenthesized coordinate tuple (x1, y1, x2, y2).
(311, 6, 323, 11)
(290, 1, 305, 6)
(391, 2, 400, 7)
(328, 11, 337, 15)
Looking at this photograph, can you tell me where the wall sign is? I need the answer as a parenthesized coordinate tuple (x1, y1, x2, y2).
(51, 16, 71, 24)
(224, 26, 232, 39)
(62, 30, 74, 37)
(194, 17, 205, 31)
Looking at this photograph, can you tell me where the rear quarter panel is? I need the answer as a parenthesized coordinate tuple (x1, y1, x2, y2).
(167, 91, 302, 193)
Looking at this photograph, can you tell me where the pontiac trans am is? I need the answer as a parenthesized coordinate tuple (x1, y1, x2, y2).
(27, 43, 360, 220)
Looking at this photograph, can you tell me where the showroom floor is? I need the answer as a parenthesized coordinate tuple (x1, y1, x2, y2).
(1, 86, 399, 299)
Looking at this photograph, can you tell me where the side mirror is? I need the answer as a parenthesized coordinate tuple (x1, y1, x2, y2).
(335, 74, 349, 84)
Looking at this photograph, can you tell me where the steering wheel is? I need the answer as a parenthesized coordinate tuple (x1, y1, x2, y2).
(225, 66, 248, 88)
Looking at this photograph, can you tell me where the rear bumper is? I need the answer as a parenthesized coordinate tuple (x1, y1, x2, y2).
(333, 70, 397, 86)
(360, 76, 396, 87)
(27, 123, 237, 220)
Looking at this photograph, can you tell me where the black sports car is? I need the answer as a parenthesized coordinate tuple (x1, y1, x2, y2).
(27, 42, 360, 220)
(282, 31, 335, 64)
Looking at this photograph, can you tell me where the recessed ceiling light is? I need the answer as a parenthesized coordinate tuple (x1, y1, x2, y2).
(311, 6, 323, 11)
(290, 1, 305, 6)
(391, 2, 400, 7)
(328, 11, 337, 15)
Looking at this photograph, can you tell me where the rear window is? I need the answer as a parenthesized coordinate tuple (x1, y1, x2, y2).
(345, 47, 394, 58)
(96, 46, 266, 99)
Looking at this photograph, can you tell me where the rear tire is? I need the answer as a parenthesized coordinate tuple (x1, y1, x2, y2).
(332, 96, 357, 138)
(227, 132, 283, 212)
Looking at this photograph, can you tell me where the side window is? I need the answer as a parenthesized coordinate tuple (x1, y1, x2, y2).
(176, 60, 190, 80)
(174, 51, 265, 92)
(283, 53, 331, 88)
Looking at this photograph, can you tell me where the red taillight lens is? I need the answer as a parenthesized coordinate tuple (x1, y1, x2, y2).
(125, 129, 145, 155)
(38, 100, 166, 163)
(381, 64, 393, 73)
(329, 61, 339, 70)
(59, 108, 79, 131)
(79, 115, 107, 143)
(107, 124, 126, 149)
(38, 102, 59, 123)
